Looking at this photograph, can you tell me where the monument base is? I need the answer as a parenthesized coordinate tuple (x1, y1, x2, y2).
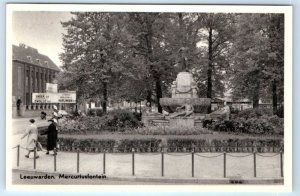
(169, 117, 194, 129)
(142, 115, 165, 126)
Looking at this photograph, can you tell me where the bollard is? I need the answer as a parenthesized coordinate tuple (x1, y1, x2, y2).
(223, 152, 226, 178)
(77, 149, 80, 173)
(253, 152, 256, 177)
(33, 147, 37, 169)
(280, 151, 283, 177)
(161, 148, 164, 177)
(54, 149, 57, 172)
(132, 148, 135, 176)
(103, 150, 106, 175)
(17, 145, 20, 167)
(192, 149, 194, 177)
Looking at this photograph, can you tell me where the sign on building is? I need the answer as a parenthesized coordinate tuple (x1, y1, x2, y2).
(46, 83, 58, 93)
(32, 93, 53, 103)
(32, 92, 76, 103)
(57, 93, 76, 103)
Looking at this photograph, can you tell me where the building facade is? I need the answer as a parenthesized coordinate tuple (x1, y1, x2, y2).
(12, 44, 60, 114)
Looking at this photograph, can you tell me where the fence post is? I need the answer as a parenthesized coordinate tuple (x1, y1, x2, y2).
(192, 148, 194, 177)
(132, 148, 135, 176)
(280, 151, 283, 177)
(54, 148, 57, 172)
(17, 145, 20, 167)
(161, 148, 164, 177)
(103, 150, 106, 175)
(253, 152, 256, 177)
(33, 147, 37, 169)
(223, 152, 226, 178)
(77, 149, 80, 173)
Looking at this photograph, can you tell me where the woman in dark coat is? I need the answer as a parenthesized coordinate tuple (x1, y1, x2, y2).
(41, 118, 58, 155)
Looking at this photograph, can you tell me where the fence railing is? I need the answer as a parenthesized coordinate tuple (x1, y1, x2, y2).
(13, 145, 284, 179)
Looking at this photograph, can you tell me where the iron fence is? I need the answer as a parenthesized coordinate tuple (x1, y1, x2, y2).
(13, 145, 284, 178)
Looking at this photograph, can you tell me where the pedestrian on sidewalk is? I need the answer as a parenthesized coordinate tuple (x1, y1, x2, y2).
(16, 97, 22, 116)
(21, 119, 39, 159)
(41, 118, 58, 155)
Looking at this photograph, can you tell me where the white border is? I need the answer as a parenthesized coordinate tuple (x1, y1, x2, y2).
(6, 4, 293, 192)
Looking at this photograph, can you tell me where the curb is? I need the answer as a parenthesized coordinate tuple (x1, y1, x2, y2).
(13, 168, 283, 184)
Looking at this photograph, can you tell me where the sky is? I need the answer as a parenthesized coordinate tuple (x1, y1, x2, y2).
(12, 11, 73, 67)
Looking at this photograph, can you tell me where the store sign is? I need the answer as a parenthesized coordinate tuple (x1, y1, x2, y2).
(46, 83, 58, 93)
(57, 93, 76, 103)
(32, 93, 76, 103)
(32, 93, 52, 103)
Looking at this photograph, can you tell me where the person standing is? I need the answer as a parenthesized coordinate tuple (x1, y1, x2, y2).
(16, 97, 22, 116)
(21, 119, 39, 158)
(41, 118, 58, 155)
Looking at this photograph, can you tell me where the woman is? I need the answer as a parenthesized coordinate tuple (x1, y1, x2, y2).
(41, 118, 58, 155)
(21, 119, 39, 158)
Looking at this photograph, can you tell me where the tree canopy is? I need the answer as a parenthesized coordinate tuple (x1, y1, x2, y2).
(59, 12, 284, 114)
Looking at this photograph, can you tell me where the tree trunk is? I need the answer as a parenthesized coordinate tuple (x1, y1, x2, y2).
(146, 90, 152, 107)
(155, 75, 163, 113)
(252, 81, 260, 108)
(272, 80, 278, 115)
(102, 81, 108, 113)
(207, 27, 213, 113)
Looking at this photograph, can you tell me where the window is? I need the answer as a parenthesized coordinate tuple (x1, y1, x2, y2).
(41, 73, 43, 92)
(17, 66, 22, 91)
(35, 75, 38, 92)
(26, 70, 29, 87)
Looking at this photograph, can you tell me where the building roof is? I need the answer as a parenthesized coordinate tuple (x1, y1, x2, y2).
(12, 44, 60, 72)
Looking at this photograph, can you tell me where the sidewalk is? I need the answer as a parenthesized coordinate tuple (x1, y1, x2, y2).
(11, 146, 283, 183)
(12, 117, 50, 134)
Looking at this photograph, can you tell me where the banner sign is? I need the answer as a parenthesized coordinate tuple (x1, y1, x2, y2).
(46, 83, 58, 93)
(32, 93, 76, 103)
(57, 93, 76, 103)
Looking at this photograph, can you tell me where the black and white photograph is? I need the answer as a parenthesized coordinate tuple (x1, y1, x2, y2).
(6, 4, 292, 191)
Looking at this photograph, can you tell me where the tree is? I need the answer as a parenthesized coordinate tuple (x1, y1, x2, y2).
(60, 12, 128, 112)
(183, 13, 235, 113)
(126, 13, 176, 113)
(230, 13, 284, 112)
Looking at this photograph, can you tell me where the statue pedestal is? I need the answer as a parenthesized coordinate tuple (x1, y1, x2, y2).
(169, 117, 194, 129)
(142, 115, 165, 126)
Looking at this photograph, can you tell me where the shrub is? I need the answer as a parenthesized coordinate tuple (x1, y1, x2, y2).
(59, 110, 143, 134)
(38, 135, 116, 152)
(167, 139, 209, 152)
(117, 139, 161, 152)
(87, 108, 105, 117)
(38, 135, 283, 153)
(236, 108, 273, 119)
(106, 109, 142, 129)
(126, 126, 212, 135)
(211, 114, 284, 135)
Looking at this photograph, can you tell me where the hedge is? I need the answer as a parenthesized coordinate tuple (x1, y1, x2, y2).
(38, 135, 283, 153)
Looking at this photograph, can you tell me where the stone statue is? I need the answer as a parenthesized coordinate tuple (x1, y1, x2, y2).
(178, 47, 189, 71)
(170, 99, 194, 118)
